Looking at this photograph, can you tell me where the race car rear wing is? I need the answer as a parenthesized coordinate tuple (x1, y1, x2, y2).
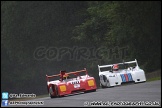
(98, 59, 138, 72)
(46, 68, 88, 81)
(118, 59, 138, 66)
(98, 64, 113, 72)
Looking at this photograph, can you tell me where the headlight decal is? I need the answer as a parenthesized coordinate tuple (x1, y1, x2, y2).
(60, 85, 66, 92)
(88, 80, 94, 86)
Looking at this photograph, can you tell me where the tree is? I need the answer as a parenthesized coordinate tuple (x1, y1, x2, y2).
(73, 1, 161, 72)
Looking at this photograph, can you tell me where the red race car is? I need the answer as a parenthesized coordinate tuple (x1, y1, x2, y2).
(46, 68, 97, 98)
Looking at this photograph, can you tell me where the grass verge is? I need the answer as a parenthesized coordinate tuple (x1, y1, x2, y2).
(147, 76, 161, 82)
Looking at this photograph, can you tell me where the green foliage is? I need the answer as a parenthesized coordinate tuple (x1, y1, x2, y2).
(73, 1, 161, 72)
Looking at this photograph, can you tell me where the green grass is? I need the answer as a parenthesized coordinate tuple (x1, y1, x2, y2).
(147, 76, 161, 82)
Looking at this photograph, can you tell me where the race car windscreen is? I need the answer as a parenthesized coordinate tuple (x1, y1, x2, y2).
(100, 66, 112, 72)
(100, 63, 137, 72)
(67, 71, 87, 79)
(118, 63, 136, 70)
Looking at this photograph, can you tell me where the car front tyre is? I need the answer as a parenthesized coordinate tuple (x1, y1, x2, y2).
(49, 86, 55, 98)
(100, 75, 110, 88)
(105, 78, 110, 87)
(100, 82, 105, 88)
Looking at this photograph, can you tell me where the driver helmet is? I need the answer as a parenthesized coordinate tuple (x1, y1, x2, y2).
(113, 64, 119, 71)
(63, 74, 69, 79)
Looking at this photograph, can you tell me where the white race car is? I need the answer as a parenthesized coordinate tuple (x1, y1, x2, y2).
(98, 59, 146, 88)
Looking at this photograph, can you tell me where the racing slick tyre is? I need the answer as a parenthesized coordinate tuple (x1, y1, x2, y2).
(105, 77, 110, 88)
(100, 75, 110, 88)
(100, 83, 105, 88)
(49, 85, 58, 98)
(49, 86, 55, 98)
(54, 85, 64, 98)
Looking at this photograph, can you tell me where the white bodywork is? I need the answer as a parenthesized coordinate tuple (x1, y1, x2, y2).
(98, 59, 146, 87)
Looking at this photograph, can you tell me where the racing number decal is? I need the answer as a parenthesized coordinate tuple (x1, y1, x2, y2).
(120, 73, 133, 82)
(74, 84, 80, 88)
(71, 80, 80, 88)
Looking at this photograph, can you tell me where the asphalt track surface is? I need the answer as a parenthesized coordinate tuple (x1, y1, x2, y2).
(4, 80, 161, 107)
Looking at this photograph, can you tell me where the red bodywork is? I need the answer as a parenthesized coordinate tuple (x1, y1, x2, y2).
(46, 68, 97, 98)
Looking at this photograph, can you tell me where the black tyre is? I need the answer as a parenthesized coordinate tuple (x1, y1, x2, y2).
(105, 78, 110, 87)
(100, 75, 110, 88)
(100, 83, 106, 88)
(49, 85, 59, 98)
